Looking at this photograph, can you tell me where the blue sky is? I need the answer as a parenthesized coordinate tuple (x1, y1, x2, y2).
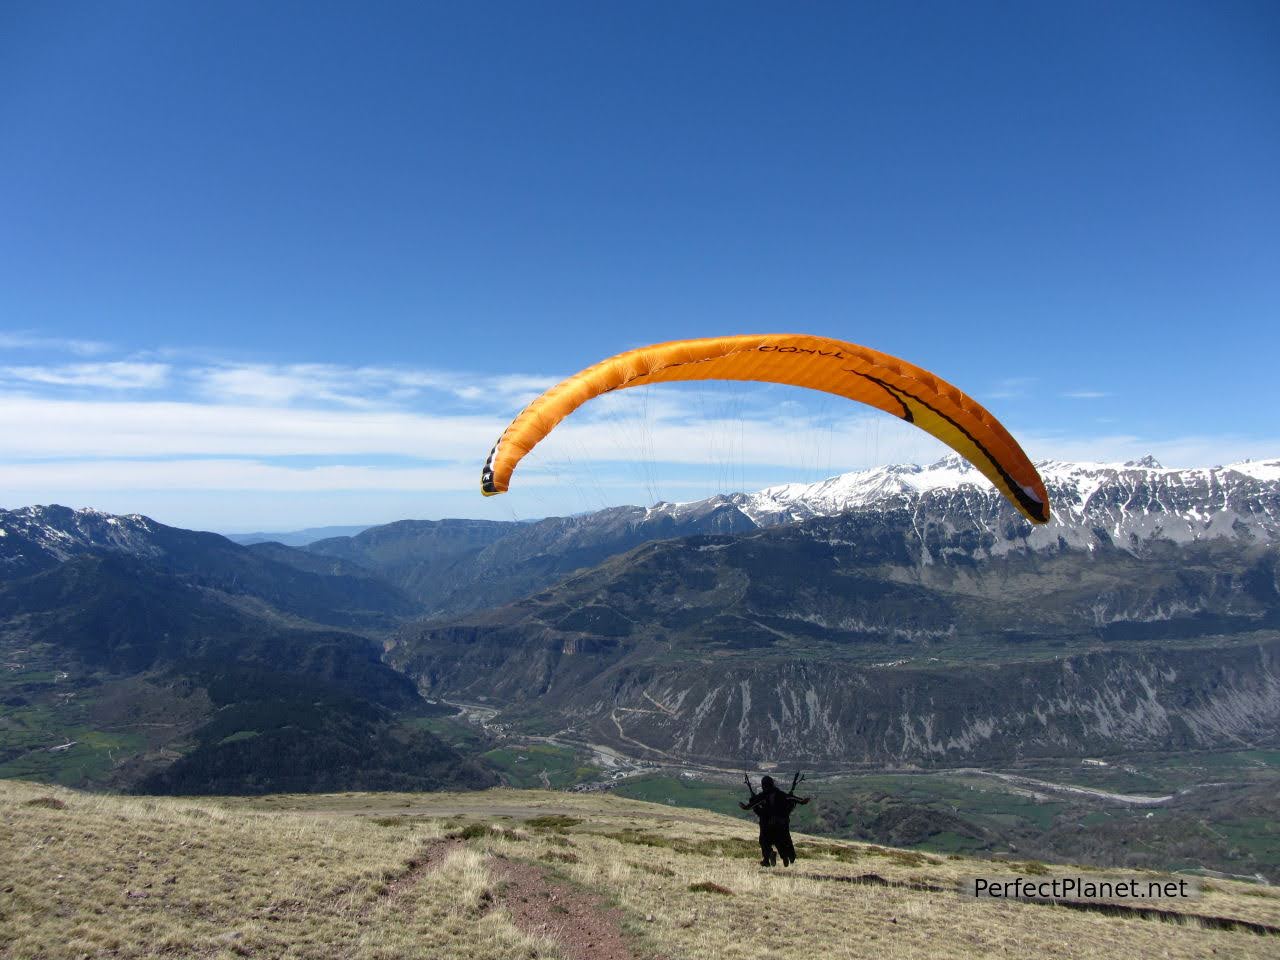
(2, 2, 1277, 531)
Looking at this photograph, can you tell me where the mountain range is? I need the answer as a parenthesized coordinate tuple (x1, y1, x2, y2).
(301, 455, 1280, 617)
(380, 455, 1280, 767)
(0, 506, 488, 794)
(3, 453, 1279, 788)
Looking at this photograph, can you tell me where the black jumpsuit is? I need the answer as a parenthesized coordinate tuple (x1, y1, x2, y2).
(744, 784, 803, 866)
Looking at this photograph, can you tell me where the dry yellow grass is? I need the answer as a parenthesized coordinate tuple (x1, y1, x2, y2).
(2, 780, 1277, 960)
(0, 781, 552, 960)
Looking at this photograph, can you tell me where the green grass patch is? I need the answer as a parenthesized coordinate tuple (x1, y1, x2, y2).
(525, 815, 582, 832)
(400, 714, 491, 752)
(614, 774, 745, 818)
(539, 850, 580, 864)
(481, 743, 600, 789)
(0, 728, 148, 786)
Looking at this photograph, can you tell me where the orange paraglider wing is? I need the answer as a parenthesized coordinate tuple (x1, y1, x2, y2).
(480, 334, 1049, 524)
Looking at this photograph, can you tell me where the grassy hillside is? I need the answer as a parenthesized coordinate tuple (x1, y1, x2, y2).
(2, 781, 1278, 959)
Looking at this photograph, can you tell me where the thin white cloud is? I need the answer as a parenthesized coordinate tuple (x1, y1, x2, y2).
(0, 394, 502, 459)
(1061, 390, 1111, 399)
(0, 331, 111, 356)
(0, 391, 905, 467)
(0, 458, 525, 492)
(987, 377, 1037, 400)
(4, 427, 1274, 517)
(3, 388, 1273, 474)
(189, 362, 560, 410)
(450, 373, 562, 408)
(191, 364, 377, 408)
(0, 362, 170, 389)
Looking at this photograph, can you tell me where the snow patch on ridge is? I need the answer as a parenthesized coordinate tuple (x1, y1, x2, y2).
(656, 452, 1280, 551)
(1228, 459, 1280, 483)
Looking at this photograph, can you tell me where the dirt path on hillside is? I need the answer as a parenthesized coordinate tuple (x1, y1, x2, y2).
(356, 834, 644, 958)
(491, 855, 640, 960)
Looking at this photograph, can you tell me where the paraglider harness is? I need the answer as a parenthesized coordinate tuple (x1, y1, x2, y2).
(741, 772, 810, 867)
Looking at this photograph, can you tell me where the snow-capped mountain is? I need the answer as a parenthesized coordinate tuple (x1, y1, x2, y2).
(0, 505, 164, 577)
(7, 453, 1280, 615)
(644, 454, 1280, 554)
(0, 503, 419, 627)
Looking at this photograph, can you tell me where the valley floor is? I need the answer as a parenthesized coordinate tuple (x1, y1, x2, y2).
(3, 781, 1279, 959)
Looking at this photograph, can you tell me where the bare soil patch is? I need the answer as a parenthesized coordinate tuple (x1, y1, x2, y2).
(492, 855, 638, 960)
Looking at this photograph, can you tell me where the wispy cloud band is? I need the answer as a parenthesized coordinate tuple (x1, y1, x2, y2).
(1, 362, 171, 390)
(1, 337, 1273, 528)
(0, 332, 111, 356)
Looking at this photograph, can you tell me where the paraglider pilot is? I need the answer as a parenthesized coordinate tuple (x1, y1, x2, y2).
(741, 772, 810, 867)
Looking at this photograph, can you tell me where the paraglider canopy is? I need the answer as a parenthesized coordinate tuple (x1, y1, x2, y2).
(481, 334, 1050, 524)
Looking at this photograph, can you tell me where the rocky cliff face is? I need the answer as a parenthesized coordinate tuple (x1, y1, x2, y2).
(564, 639, 1280, 767)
